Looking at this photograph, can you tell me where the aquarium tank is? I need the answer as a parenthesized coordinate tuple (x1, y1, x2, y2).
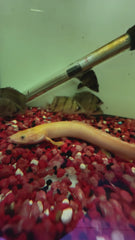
(0, 1, 135, 240)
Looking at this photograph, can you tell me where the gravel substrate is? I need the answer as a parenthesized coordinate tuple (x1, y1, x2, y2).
(0, 108, 135, 240)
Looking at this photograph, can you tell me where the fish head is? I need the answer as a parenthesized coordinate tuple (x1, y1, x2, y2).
(9, 128, 44, 145)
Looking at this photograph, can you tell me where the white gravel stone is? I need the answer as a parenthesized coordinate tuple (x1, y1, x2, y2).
(29, 200, 33, 205)
(44, 208, 49, 216)
(12, 120, 17, 124)
(50, 205, 54, 210)
(31, 159, 39, 165)
(131, 166, 135, 174)
(75, 152, 82, 157)
(12, 124, 19, 131)
(69, 156, 74, 161)
(12, 163, 17, 169)
(96, 237, 105, 240)
(102, 157, 109, 165)
(62, 199, 69, 204)
(37, 201, 43, 212)
(111, 230, 124, 240)
(61, 207, 73, 224)
(15, 168, 24, 176)
(80, 163, 86, 170)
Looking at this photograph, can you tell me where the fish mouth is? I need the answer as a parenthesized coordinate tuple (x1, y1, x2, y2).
(8, 136, 23, 144)
(8, 135, 16, 144)
(8, 135, 23, 144)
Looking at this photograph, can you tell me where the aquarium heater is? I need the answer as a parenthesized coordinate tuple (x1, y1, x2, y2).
(27, 25, 135, 102)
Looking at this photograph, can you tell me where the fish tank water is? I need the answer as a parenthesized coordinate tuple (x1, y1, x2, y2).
(1, 1, 135, 240)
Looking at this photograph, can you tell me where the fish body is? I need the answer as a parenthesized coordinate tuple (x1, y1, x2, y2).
(48, 96, 83, 114)
(0, 87, 27, 117)
(9, 121, 135, 160)
(48, 91, 103, 115)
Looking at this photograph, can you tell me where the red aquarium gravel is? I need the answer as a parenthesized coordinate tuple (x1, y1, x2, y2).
(0, 107, 135, 240)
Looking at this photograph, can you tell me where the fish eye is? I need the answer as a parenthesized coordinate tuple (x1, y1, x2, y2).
(21, 135, 25, 140)
(76, 105, 81, 112)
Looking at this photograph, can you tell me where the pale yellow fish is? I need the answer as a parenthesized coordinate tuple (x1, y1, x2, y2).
(9, 120, 135, 161)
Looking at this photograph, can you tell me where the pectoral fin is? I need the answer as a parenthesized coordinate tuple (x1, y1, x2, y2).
(45, 137, 64, 147)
